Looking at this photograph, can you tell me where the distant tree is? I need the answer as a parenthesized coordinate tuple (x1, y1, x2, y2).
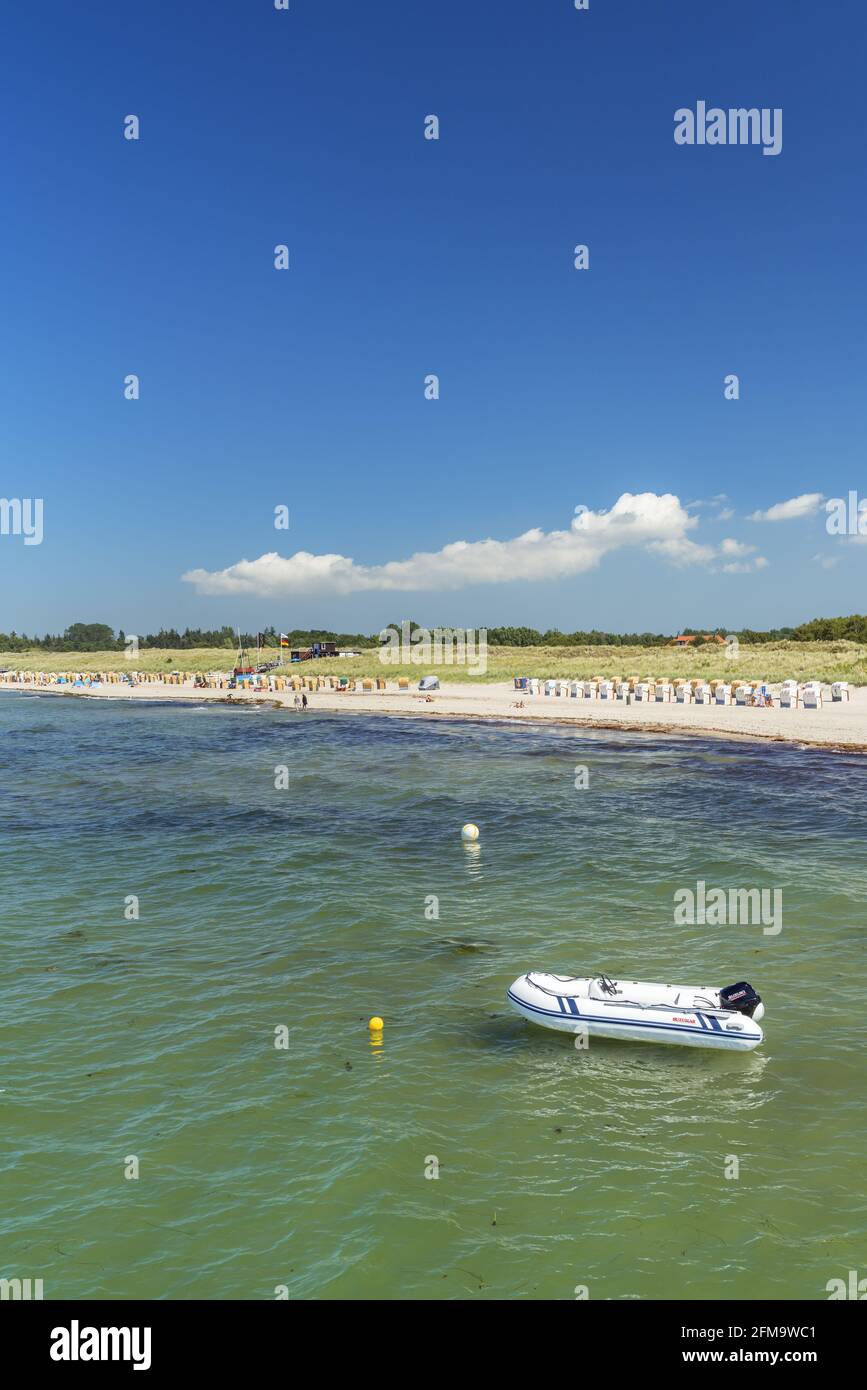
(62, 622, 119, 651)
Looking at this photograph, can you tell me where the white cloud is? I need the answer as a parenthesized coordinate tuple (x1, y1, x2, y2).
(721, 555, 769, 574)
(183, 492, 710, 597)
(646, 537, 716, 565)
(747, 493, 824, 522)
(687, 493, 729, 510)
(713, 538, 769, 572)
(812, 552, 839, 569)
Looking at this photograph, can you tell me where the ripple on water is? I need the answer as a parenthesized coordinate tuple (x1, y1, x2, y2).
(0, 702, 864, 1298)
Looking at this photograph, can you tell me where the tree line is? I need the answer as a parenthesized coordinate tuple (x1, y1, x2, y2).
(0, 623, 379, 653)
(1, 615, 867, 653)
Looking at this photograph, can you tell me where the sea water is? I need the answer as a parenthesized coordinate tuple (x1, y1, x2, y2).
(0, 695, 864, 1300)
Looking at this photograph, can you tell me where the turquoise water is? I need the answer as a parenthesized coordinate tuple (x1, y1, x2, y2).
(1, 694, 864, 1300)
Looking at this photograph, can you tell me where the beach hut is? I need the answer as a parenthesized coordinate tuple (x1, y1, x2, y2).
(779, 680, 799, 709)
(802, 681, 823, 709)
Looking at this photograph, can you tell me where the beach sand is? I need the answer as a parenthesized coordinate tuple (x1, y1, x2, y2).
(5, 678, 866, 752)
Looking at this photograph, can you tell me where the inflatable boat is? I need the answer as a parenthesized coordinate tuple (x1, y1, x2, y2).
(507, 973, 764, 1051)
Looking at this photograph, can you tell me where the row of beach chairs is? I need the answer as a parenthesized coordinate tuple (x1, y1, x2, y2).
(0, 670, 405, 694)
(512, 676, 852, 709)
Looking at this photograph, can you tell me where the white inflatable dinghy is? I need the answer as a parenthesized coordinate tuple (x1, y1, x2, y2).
(507, 973, 764, 1051)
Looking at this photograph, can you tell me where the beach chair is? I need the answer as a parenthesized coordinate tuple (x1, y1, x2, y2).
(655, 682, 673, 703)
(528, 677, 540, 695)
(734, 684, 752, 706)
(674, 683, 692, 704)
(635, 682, 651, 701)
(715, 683, 732, 705)
(544, 680, 555, 696)
(802, 681, 823, 708)
(397, 677, 409, 690)
(831, 681, 850, 702)
(694, 682, 712, 704)
(583, 679, 597, 700)
(779, 680, 799, 709)
(569, 680, 581, 698)
(598, 679, 614, 699)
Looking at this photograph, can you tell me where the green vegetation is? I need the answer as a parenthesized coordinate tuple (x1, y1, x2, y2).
(2, 641, 865, 685)
(0, 623, 378, 653)
(4, 614, 867, 653)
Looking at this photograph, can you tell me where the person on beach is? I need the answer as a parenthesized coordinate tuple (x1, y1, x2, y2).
(302, 692, 308, 711)
(294, 694, 302, 711)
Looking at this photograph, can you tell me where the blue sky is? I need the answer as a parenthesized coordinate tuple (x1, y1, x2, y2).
(1, 0, 864, 636)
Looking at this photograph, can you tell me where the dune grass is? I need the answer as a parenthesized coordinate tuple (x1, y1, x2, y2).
(1, 641, 865, 685)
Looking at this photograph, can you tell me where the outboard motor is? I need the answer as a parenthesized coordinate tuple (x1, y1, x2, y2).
(720, 981, 763, 1020)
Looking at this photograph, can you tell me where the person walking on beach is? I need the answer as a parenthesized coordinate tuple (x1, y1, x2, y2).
(301, 692, 308, 711)
(294, 694, 302, 711)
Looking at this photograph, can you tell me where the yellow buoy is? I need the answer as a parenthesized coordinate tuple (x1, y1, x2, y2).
(461, 823, 479, 842)
(369, 1016, 384, 1032)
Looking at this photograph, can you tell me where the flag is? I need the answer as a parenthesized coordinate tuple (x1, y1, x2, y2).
(280, 633, 289, 648)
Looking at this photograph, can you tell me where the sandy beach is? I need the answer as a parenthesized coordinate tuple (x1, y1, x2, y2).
(4, 677, 866, 752)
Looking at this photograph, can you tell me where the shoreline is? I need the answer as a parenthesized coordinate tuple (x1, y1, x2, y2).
(4, 679, 867, 754)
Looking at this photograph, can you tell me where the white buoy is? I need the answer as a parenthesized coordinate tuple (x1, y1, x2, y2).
(461, 823, 479, 842)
